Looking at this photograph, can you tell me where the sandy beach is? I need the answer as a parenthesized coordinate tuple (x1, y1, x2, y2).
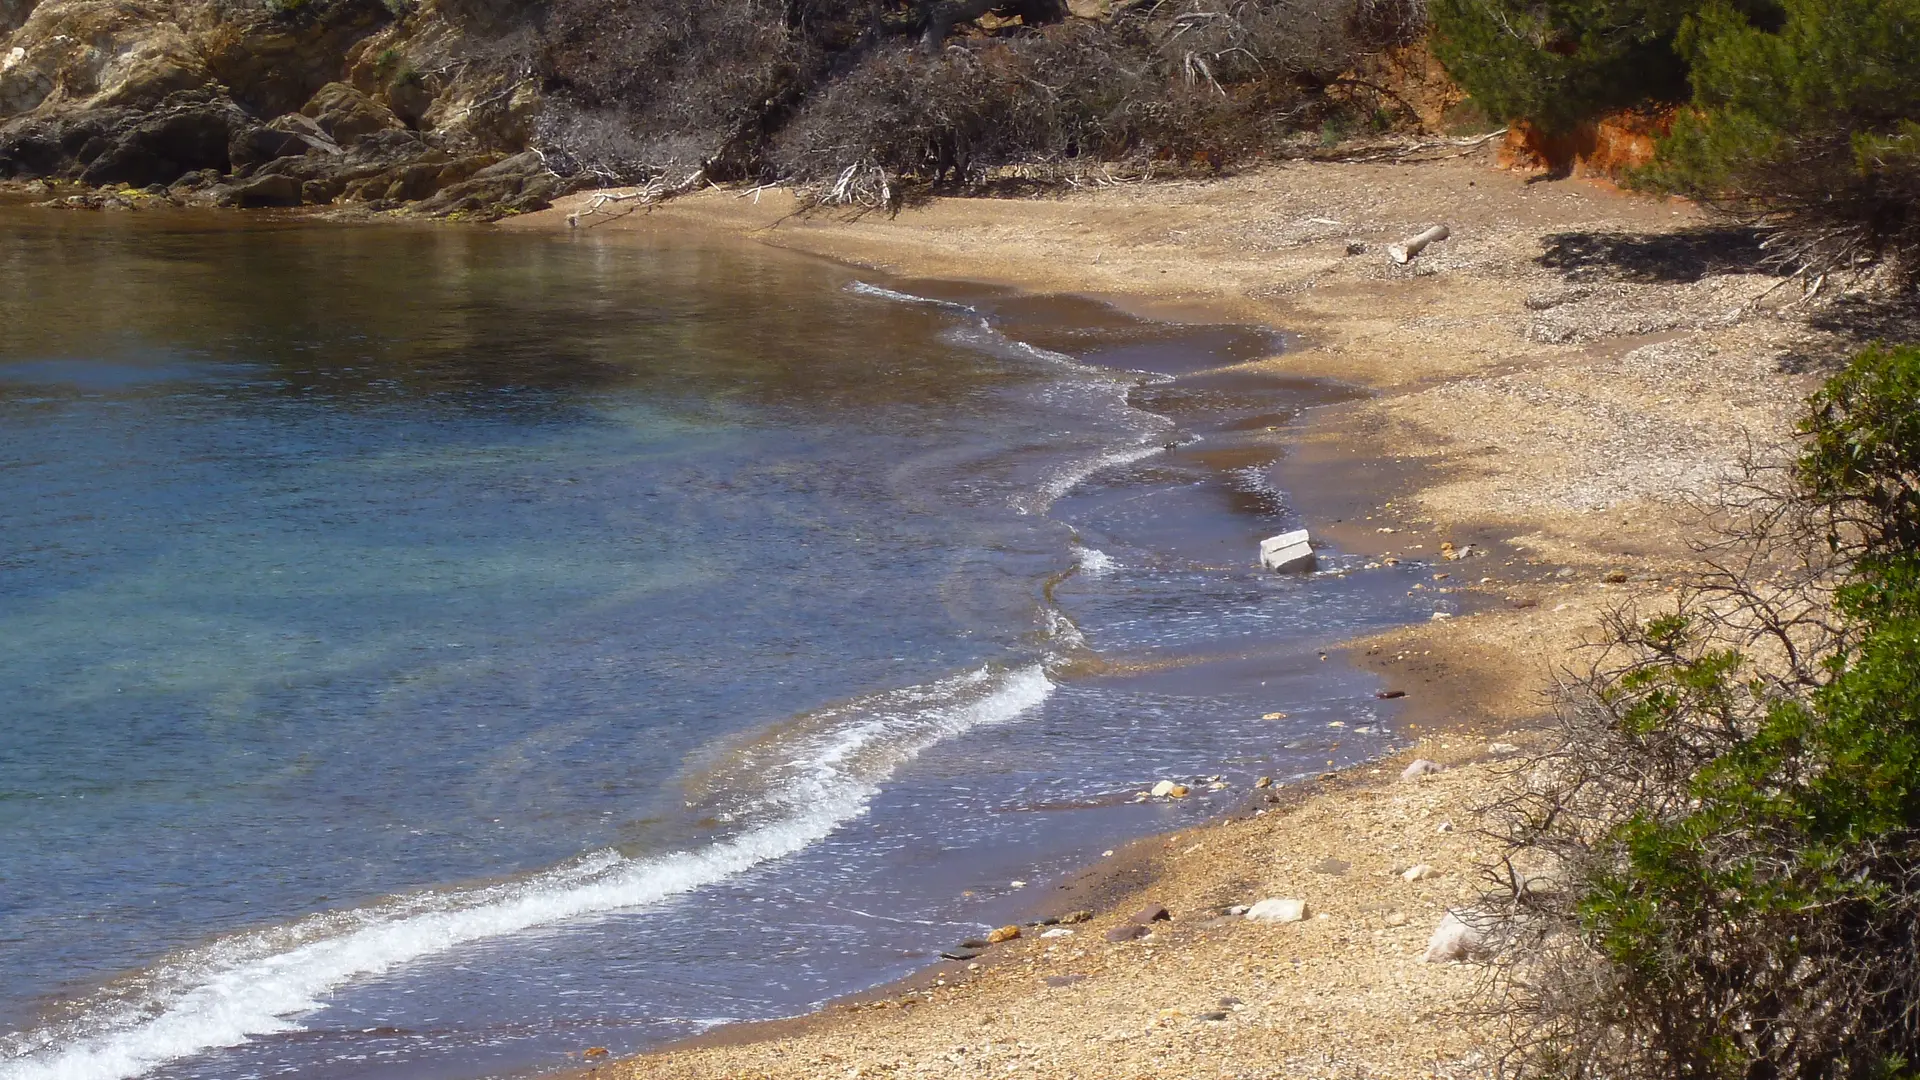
(508, 147, 1851, 1078)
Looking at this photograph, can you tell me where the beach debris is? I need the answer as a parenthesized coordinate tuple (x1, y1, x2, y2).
(1376, 689, 1407, 700)
(1057, 909, 1094, 924)
(1245, 897, 1307, 923)
(1131, 904, 1171, 924)
(987, 924, 1021, 943)
(1254, 776, 1273, 788)
(1403, 863, 1437, 882)
(1150, 780, 1190, 798)
(1105, 922, 1150, 942)
(1424, 910, 1494, 963)
(1388, 224, 1451, 264)
(1401, 759, 1444, 781)
(1259, 528, 1316, 572)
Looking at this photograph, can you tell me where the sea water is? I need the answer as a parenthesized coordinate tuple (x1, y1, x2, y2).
(0, 211, 1443, 1080)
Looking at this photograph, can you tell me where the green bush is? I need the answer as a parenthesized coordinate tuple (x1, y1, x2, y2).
(1484, 344, 1920, 1080)
(1649, 0, 1920, 277)
(1433, 0, 1920, 276)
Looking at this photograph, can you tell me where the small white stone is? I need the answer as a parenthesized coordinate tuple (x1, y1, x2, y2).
(1488, 741, 1520, 754)
(1010, 880, 1027, 888)
(1403, 863, 1436, 882)
(1226, 905, 1249, 916)
(1244, 898, 1307, 923)
(1150, 780, 1177, 798)
(1424, 910, 1494, 963)
(1401, 759, 1444, 781)
(1041, 927, 1075, 938)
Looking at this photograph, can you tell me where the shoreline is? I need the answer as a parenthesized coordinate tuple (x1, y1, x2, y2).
(508, 150, 1845, 1078)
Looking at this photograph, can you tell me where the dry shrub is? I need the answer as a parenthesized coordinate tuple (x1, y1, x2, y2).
(531, 0, 1428, 188)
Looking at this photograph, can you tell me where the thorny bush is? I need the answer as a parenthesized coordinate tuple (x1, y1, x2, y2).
(1473, 344, 1920, 1080)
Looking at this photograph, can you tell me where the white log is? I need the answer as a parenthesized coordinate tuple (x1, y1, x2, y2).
(1260, 529, 1315, 572)
(1388, 224, 1451, 264)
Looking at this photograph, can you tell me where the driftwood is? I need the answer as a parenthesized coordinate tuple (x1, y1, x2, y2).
(1388, 224, 1450, 264)
(565, 169, 710, 227)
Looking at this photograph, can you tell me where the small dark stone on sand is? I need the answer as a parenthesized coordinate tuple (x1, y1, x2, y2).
(1219, 996, 1243, 1007)
(940, 947, 983, 961)
(1104, 923, 1149, 942)
(1130, 904, 1171, 924)
(959, 939, 990, 950)
(1376, 689, 1407, 699)
(1311, 857, 1350, 876)
(1197, 1011, 1230, 1021)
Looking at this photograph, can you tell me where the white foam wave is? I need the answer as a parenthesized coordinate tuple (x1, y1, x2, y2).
(0, 666, 1053, 1080)
(1075, 546, 1117, 576)
(845, 282, 977, 313)
(1043, 607, 1089, 652)
(1016, 441, 1167, 516)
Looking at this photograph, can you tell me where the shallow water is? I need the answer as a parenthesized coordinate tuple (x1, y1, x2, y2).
(0, 211, 1445, 1080)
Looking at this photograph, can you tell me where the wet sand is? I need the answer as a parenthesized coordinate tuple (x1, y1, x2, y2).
(509, 148, 1838, 1078)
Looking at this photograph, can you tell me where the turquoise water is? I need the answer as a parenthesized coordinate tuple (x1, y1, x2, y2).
(0, 212, 1439, 1080)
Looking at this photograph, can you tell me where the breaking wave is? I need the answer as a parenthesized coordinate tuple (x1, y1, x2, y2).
(0, 667, 1053, 1080)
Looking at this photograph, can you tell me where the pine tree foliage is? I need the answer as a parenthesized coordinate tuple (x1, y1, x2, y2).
(1432, 0, 1920, 277)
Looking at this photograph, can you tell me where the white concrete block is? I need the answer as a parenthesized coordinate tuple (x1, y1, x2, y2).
(1260, 529, 1315, 572)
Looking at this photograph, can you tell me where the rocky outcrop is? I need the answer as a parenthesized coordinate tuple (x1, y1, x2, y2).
(0, 0, 565, 216)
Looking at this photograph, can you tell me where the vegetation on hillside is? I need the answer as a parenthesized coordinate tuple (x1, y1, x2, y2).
(533, 0, 1429, 196)
(1432, 0, 1920, 278)
(1479, 344, 1920, 1079)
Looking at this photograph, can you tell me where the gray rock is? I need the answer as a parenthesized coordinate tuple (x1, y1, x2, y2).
(1104, 923, 1149, 942)
(223, 172, 303, 208)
